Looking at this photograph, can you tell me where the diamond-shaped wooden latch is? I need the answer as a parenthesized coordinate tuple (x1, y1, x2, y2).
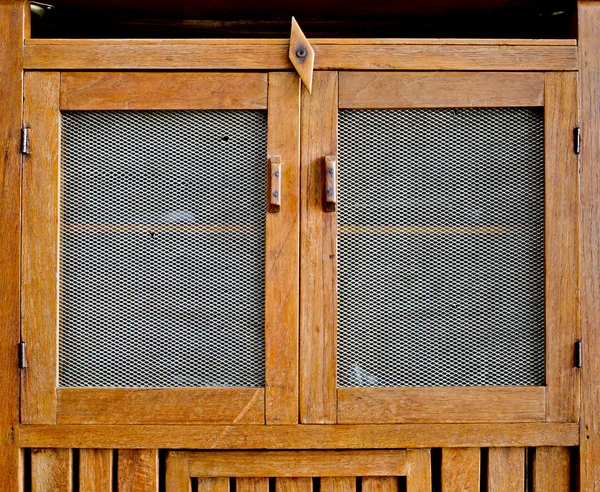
(289, 17, 315, 93)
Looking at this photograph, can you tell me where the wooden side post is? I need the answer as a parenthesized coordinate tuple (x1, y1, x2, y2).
(0, 0, 26, 489)
(578, 1, 600, 489)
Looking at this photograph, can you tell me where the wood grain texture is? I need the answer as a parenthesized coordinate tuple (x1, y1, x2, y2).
(544, 71, 580, 423)
(362, 478, 399, 492)
(441, 448, 480, 492)
(265, 72, 301, 424)
(300, 71, 338, 424)
(237, 478, 270, 492)
(166, 451, 191, 492)
(276, 477, 313, 492)
(0, 1, 25, 487)
(19, 423, 579, 449)
(533, 447, 571, 491)
(338, 387, 546, 423)
(80, 449, 113, 492)
(21, 71, 61, 425)
(406, 449, 432, 492)
(198, 478, 230, 492)
(339, 72, 545, 108)
(289, 18, 315, 93)
(23, 42, 578, 71)
(118, 449, 159, 492)
(321, 477, 356, 492)
(60, 72, 267, 110)
(57, 388, 265, 424)
(31, 448, 72, 492)
(577, 2, 600, 489)
(487, 448, 524, 491)
(189, 450, 406, 477)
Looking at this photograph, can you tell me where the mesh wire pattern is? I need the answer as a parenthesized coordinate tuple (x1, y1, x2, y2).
(337, 108, 545, 388)
(60, 110, 267, 388)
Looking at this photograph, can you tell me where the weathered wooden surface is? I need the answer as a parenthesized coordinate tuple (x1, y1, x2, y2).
(441, 448, 480, 492)
(117, 449, 159, 492)
(487, 448, 525, 491)
(31, 449, 72, 492)
(79, 449, 113, 492)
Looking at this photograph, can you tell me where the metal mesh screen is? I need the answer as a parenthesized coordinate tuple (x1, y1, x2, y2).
(337, 108, 545, 387)
(59, 110, 267, 388)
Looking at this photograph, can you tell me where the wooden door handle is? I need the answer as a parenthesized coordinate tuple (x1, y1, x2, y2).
(268, 156, 282, 213)
(323, 155, 337, 212)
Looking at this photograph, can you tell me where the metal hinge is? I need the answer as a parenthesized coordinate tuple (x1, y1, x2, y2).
(18, 342, 27, 369)
(574, 127, 581, 155)
(575, 340, 582, 369)
(21, 127, 30, 155)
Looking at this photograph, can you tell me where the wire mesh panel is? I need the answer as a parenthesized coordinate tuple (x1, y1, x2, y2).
(337, 108, 545, 387)
(60, 110, 267, 387)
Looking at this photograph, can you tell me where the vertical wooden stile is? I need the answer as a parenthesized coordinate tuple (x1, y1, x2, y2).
(300, 71, 339, 423)
(265, 72, 301, 424)
(533, 447, 570, 491)
(166, 451, 191, 492)
(487, 448, 525, 491)
(117, 449, 159, 492)
(31, 448, 72, 492)
(407, 449, 432, 492)
(441, 448, 480, 492)
(80, 449, 113, 492)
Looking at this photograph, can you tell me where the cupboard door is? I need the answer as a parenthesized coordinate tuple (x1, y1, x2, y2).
(21, 71, 301, 425)
(300, 71, 579, 424)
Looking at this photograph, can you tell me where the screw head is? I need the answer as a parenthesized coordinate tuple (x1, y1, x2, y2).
(273, 191, 279, 198)
(296, 48, 307, 58)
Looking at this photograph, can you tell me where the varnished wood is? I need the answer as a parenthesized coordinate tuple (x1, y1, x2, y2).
(31, 448, 72, 492)
(237, 478, 270, 492)
(300, 71, 338, 424)
(577, 2, 600, 489)
(80, 449, 113, 492)
(198, 478, 230, 492)
(277, 478, 313, 492)
(544, 71, 580, 423)
(533, 447, 571, 491)
(18, 423, 580, 449)
(0, 1, 25, 487)
(118, 449, 159, 492)
(268, 156, 282, 213)
(166, 451, 191, 492)
(339, 72, 545, 109)
(60, 72, 268, 110)
(406, 449, 432, 492)
(289, 17, 315, 93)
(487, 448, 525, 491)
(21, 71, 61, 425)
(57, 388, 265, 424)
(265, 72, 301, 424)
(321, 477, 356, 492)
(441, 448, 480, 492)
(23, 42, 578, 71)
(362, 478, 399, 492)
(338, 387, 546, 423)
(188, 450, 407, 477)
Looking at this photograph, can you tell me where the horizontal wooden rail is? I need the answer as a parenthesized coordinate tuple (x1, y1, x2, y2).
(19, 423, 579, 449)
(24, 41, 578, 71)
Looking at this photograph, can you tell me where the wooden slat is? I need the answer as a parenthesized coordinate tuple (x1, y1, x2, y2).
(577, 2, 600, 489)
(189, 450, 406, 477)
(340, 72, 545, 109)
(265, 72, 301, 424)
(338, 387, 546, 423)
(0, 1, 25, 488)
(80, 449, 113, 492)
(362, 478, 399, 492)
(300, 71, 338, 424)
(321, 477, 356, 492)
(60, 72, 267, 110)
(166, 451, 191, 492)
(31, 449, 72, 492)
(406, 449, 432, 492)
(441, 448, 480, 492)
(118, 449, 159, 492)
(487, 448, 525, 491)
(57, 388, 265, 424)
(19, 423, 580, 449)
(544, 71, 580, 423)
(21, 71, 61, 425)
(198, 478, 230, 492)
(533, 447, 571, 491)
(237, 478, 270, 492)
(276, 478, 313, 492)
(23, 42, 578, 71)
